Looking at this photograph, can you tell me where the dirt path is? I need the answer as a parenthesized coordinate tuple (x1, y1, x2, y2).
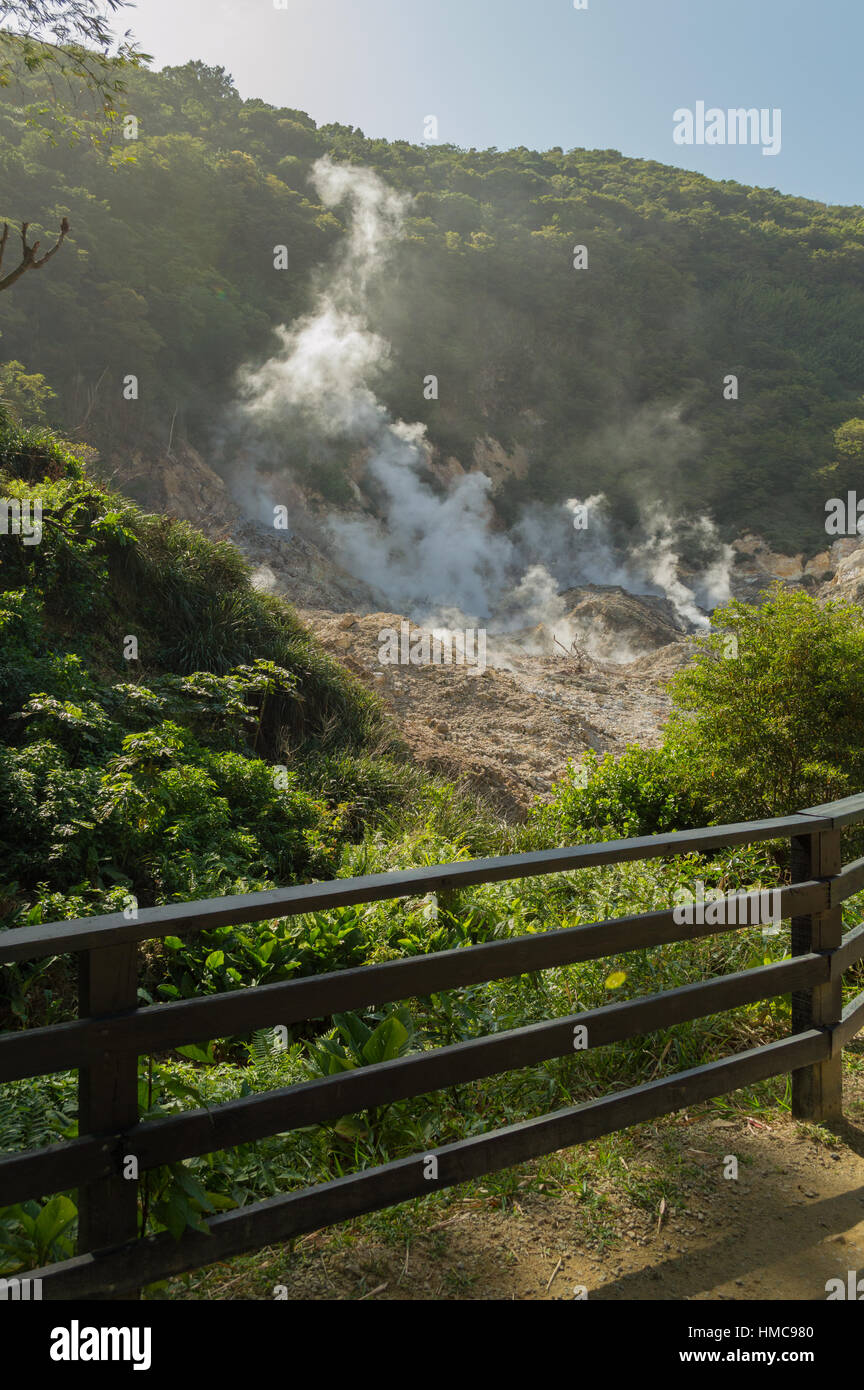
(171, 1068, 864, 1302)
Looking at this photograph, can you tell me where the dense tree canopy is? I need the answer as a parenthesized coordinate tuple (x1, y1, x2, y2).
(2, 58, 864, 547)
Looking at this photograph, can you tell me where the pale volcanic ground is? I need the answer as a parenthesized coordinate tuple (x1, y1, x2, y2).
(297, 607, 691, 819)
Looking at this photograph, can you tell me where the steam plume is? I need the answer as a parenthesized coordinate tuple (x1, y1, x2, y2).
(233, 158, 733, 652)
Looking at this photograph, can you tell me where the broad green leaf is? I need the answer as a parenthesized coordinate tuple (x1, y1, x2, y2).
(334, 1115, 369, 1141)
(333, 1011, 373, 1057)
(34, 1195, 77, 1254)
(175, 1042, 216, 1065)
(362, 1015, 409, 1065)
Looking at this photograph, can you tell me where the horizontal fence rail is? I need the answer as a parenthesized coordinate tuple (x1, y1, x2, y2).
(1, 798, 864, 1299)
(22, 1033, 831, 1301)
(0, 952, 830, 1208)
(0, 813, 836, 966)
(0, 880, 830, 1085)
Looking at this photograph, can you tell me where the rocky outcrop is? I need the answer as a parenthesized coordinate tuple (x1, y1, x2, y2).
(105, 439, 381, 610)
(238, 519, 378, 612)
(726, 532, 864, 611)
(470, 436, 531, 489)
(730, 533, 836, 599)
(107, 442, 235, 537)
(819, 539, 864, 607)
(558, 584, 688, 659)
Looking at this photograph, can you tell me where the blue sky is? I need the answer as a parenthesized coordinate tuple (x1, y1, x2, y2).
(129, 0, 862, 207)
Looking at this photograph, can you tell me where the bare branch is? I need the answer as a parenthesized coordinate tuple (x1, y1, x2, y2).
(33, 215, 69, 266)
(0, 216, 70, 292)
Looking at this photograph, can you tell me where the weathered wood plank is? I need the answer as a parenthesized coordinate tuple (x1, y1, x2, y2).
(833, 989, 864, 1049)
(799, 792, 864, 830)
(0, 813, 832, 965)
(22, 1030, 828, 1299)
(0, 879, 828, 1083)
(832, 922, 864, 976)
(76, 945, 140, 1299)
(831, 854, 864, 905)
(791, 832, 844, 1122)
(0, 1133, 114, 1208)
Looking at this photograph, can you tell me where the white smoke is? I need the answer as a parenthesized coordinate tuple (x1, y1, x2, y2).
(237, 156, 516, 620)
(234, 158, 734, 654)
(513, 494, 733, 634)
(631, 508, 732, 628)
(329, 455, 514, 619)
(239, 159, 407, 441)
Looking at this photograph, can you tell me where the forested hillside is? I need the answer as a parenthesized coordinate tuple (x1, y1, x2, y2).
(2, 59, 864, 549)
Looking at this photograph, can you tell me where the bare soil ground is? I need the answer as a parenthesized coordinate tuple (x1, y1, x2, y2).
(166, 1065, 864, 1302)
(299, 608, 690, 818)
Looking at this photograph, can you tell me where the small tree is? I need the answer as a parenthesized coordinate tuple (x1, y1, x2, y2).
(833, 418, 864, 467)
(665, 585, 864, 820)
(0, 358, 56, 421)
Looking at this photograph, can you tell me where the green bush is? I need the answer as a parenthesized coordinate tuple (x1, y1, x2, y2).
(539, 586, 864, 847)
(0, 423, 405, 1017)
(536, 743, 707, 843)
(664, 586, 864, 821)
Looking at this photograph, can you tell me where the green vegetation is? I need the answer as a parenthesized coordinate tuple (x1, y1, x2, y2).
(0, 411, 496, 1019)
(2, 60, 864, 545)
(543, 585, 864, 841)
(3, 423, 864, 1283)
(4, 5, 864, 1300)
(0, 5, 144, 156)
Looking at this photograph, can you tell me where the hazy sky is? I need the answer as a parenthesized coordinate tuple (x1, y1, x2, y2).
(126, 0, 862, 207)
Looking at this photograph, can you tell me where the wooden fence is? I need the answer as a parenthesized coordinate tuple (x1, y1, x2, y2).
(2, 792, 864, 1299)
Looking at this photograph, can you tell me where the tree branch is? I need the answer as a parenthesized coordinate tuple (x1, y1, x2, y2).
(0, 216, 69, 292)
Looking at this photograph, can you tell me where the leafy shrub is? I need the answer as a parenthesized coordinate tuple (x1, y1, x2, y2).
(0, 426, 413, 1022)
(0, 1196, 77, 1274)
(539, 587, 864, 847)
(664, 586, 864, 821)
(536, 743, 707, 843)
(152, 907, 368, 1004)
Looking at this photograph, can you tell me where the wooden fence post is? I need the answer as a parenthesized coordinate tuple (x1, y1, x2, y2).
(790, 830, 843, 1122)
(77, 943, 140, 1298)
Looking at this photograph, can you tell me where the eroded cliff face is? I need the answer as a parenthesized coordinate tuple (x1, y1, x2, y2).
(729, 533, 839, 598)
(106, 439, 377, 608)
(110, 436, 856, 613)
(821, 541, 864, 607)
(107, 442, 236, 536)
